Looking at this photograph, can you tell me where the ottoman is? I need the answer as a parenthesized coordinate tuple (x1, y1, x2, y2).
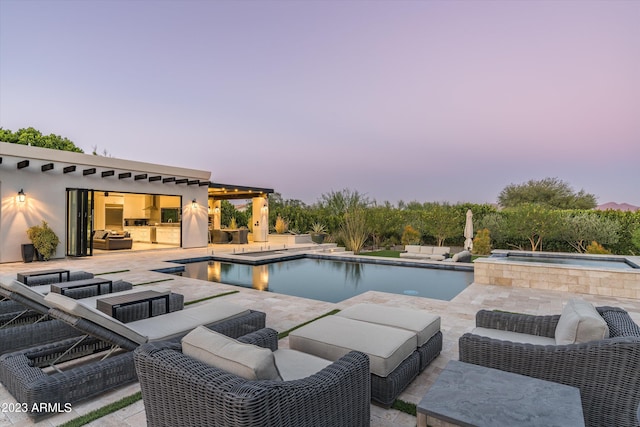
(289, 312, 440, 406)
(337, 303, 442, 370)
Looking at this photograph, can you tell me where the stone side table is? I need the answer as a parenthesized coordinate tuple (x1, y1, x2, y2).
(417, 360, 584, 427)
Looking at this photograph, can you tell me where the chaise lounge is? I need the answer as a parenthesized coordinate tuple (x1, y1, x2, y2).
(135, 327, 371, 427)
(0, 292, 266, 419)
(459, 299, 640, 427)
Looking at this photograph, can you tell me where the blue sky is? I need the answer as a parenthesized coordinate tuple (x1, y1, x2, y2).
(1, 0, 639, 206)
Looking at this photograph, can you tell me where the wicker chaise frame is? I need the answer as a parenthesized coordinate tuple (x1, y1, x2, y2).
(459, 307, 640, 427)
(0, 310, 266, 419)
(134, 328, 371, 427)
(0, 293, 184, 355)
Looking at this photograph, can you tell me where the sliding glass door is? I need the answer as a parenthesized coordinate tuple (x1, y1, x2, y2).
(66, 189, 93, 256)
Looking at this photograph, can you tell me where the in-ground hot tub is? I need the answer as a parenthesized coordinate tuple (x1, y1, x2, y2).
(474, 250, 640, 298)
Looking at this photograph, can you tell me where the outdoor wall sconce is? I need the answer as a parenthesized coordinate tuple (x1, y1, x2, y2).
(192, 199, 197, 209)
(17, 189, 26, 203)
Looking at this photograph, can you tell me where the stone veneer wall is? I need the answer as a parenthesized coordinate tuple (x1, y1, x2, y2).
(474, 258, 640, 299)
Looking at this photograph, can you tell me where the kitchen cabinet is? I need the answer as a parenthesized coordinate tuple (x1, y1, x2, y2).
(155, 227, 180, 245)
(123, 194, 146, 218)
(124, 226, 151, 243)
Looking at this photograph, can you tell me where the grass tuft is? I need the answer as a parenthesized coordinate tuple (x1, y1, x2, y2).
(58, 392, 142, 427)
(361, 250, 401, 258)
(95, 270, 130, 275)
(278, 309, 340, 339)
(185, 290, 239, 305)
(392, 398, 417, 416)
(133, 278, 175, 286)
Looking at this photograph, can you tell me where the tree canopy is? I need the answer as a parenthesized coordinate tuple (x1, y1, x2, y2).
(497, 177, 597, 210)
(0, 127, 83, 153)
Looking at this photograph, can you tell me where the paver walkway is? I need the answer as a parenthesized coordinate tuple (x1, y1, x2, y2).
(1, 245, 638, 426)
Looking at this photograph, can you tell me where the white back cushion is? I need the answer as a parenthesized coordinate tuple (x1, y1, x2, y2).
(555, 299, 609, 345)
(182, 326, 281, 381)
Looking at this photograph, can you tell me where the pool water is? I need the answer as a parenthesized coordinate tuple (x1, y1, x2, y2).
(176, 258, 474, 303)
(491, 255, 637, 270)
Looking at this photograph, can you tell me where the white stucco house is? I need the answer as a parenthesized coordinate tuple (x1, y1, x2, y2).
(0, 142, 272, 263)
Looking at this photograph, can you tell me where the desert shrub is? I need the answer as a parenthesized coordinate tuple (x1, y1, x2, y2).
(401, 225, 421, 245)
(340, 209, 368, 254)
(631, 227, 640, 255)
(228, 217, 238, 230)
(585, 241, 610, 254)
(473, 228, 492, 255)
(274, 215, 289, 234)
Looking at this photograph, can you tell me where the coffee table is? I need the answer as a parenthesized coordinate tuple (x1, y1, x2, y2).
(17, 269, 70, 285)
(96, 290, 170, 321)
(50, 278, 113, 296)
(417, 360, 584, 427)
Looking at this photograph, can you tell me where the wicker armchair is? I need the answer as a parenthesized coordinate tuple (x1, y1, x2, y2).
(134, 328, 371, 427)
(459, 307, 640, 427)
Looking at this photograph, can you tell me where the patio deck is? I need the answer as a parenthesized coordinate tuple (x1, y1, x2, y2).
(1, 244, 639, 426)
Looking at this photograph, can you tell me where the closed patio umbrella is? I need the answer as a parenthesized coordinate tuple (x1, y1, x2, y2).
(464, 209, 473, 251)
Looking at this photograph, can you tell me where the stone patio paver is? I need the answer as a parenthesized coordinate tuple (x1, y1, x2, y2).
(0, 245, 638, 426)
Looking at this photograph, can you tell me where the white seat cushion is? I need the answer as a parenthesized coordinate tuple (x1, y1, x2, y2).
(471, 327, 556, 346)
(45, 292, 250, 344)
(129, 302, 250, 342)
(182, 326, 281, 381)
(431, 247, 450, 256)
(273, 349, 332, 381)
(337, 303, 440, 347)
(289, 316, 416, 377)
(555, 299, 609, 345)
(405, 245, 421, 253)
(419, 246, 434, 255)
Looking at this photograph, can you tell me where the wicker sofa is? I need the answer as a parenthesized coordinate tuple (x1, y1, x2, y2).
(459, 305, 640, 427)
(134, 328, 371, 427)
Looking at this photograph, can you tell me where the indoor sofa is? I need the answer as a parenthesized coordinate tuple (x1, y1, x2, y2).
(92, 230, 133, 250)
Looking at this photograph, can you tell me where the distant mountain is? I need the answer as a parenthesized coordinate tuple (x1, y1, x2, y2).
(596, 202, 640, 212)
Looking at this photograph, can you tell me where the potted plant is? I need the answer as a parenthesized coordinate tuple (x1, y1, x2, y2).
(309, 222, 328, 244)
(26, 220, 60, 261)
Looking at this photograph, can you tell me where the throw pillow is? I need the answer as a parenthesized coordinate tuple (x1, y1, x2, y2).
(599, 308, 640, 337)
(182, 326, 281, 381)
(555, 299, 609, 345)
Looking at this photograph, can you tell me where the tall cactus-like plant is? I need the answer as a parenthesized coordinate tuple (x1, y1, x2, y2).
(340, 209, 368, 254)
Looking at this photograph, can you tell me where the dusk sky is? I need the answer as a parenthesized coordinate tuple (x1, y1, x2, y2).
(1, 1, 638, 206)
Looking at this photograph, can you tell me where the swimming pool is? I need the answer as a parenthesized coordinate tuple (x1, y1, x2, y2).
(490, 252, 639, 270)
(173, 257, 474, 303)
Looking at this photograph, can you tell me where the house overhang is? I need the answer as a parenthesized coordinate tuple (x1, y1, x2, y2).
(0, 142, 211, 185)
(208, 182, 274, 200)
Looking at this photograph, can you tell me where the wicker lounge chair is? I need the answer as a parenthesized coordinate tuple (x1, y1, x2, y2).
(459, 306, 640, 427)
(134, 328, 371, 427)
(0, 277, 140, 355)
(0, 293, 265, 419)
